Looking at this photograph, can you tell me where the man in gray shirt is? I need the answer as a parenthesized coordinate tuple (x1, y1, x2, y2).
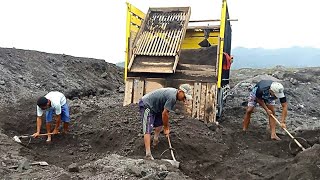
(139, 84, 193, 160)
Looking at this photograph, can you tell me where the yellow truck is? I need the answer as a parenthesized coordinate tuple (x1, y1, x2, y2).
(123, 0, 233, 123)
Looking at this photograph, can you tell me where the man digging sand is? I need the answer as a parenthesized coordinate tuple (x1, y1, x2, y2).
(242, 80, 288, 140)
(139, 84, 192, 160)
(33, 91, 70, 142)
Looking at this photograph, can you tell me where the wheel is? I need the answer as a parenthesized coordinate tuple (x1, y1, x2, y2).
(216, 88, 224, 118)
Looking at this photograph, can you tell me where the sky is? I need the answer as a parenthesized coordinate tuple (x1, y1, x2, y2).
(0, 0, 319, 63)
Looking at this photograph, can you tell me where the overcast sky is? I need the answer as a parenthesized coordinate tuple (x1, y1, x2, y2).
(0, 0, 319, 63)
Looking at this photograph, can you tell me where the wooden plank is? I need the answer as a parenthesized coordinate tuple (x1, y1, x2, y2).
(204, 83, 214, 124)
(172, 55, 179, 73)
(199, 83, 207, 120)
(129, 55, 176, 73)
(209, 84, 217, 122)
(123, 79, 134, 106)
(133, 79, 145, 103)
(192, 82, 202, 119)
(127, 55, 135, 71)
(145, 78, 165, 94)
(177, 64, 217, 71)
(130, 67, 174, 73)
(175, 70, 216, 77)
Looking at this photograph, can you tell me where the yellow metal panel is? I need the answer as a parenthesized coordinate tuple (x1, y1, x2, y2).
(130, 25, 140, 33)
(184, 31, 220, 38)
(181, 31, 219, 49)
(130, 15, 142, 26)
(125, 3, 131, 81)
(217, 0, 227, 88)
(129, 3, 145, 19)
(125, 2, 146, 81)
(181, 37, 219, 49)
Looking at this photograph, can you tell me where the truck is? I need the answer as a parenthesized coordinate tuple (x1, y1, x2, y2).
(123, 0, 233, 123)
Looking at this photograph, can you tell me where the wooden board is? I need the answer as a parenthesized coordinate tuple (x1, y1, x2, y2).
(129, 56, 175, 73)
(199, 83, 207, 120)
(192, 82, 201, 119)
(184, 82, 194, 116)
(145, 78, 165, 94)
(123, 79, 134, 106)
(133, 79, 144, 103)
(209, 84, 217, 122)
(204, 83, 213, 123)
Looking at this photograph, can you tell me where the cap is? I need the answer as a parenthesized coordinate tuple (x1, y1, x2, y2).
(179, 84, 193, 100)
(37, 96, 48, 107)
(270, 82, 285, 98)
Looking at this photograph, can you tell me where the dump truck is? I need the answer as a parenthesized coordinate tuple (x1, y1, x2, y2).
(123, 0, 233, 123)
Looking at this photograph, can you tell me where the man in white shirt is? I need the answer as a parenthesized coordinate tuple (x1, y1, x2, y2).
(32, 91, 70, 142)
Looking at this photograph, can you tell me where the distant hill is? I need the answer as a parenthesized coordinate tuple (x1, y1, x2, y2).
(115, 47, 320, 69)
(116, 62, 124, 68)
(231, 47, 320, 69)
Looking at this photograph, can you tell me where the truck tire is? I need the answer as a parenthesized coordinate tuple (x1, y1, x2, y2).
(216, 88, 224, 118)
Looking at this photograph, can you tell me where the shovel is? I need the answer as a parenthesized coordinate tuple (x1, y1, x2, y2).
(270, 114, 307, 151)
(13, 132, 58, 143)
(9, 161, 49, 169)
(160, 135, 180, 168)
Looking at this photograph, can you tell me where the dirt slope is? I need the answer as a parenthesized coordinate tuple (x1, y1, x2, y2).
(0, 48, 123, 108)
(0, 48, 320, 179)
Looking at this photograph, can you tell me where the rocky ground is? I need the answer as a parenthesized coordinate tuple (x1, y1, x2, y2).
(0, 48, 320, 180)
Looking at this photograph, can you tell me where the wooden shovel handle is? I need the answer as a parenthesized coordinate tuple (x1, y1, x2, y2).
(20, 132, 59, 138)
(166, 135, 177, 161)
(270, 114, 306, 151)
(38, 132, 58, 136)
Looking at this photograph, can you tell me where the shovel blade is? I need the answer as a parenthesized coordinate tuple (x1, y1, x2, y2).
(13, 136, 22, 143)
(161, 159, 180, 168)
(39, 161, 49, 166)
(31, 161, 49, 166)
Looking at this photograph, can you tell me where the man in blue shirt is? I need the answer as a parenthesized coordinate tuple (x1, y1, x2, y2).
(242, 80, 288, 140)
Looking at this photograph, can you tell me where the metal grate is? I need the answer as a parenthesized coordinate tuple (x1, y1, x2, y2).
(134, 11, 188, 56)
(128, 7, 191, 73)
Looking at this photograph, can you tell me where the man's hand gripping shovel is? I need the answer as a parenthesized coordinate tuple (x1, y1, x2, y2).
(13, 132, 59, 144)
(270, 114, 310, 154)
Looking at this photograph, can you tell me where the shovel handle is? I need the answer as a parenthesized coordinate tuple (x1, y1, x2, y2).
(166, 135, 177, 161)
(270, 114, 306, 151)
(20, 132, 59, 138)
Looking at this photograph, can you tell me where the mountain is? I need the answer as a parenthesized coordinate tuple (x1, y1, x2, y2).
(115, 47, 320, 69)
(231, 47, 320, 69)
(115, 62, 124, 68)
